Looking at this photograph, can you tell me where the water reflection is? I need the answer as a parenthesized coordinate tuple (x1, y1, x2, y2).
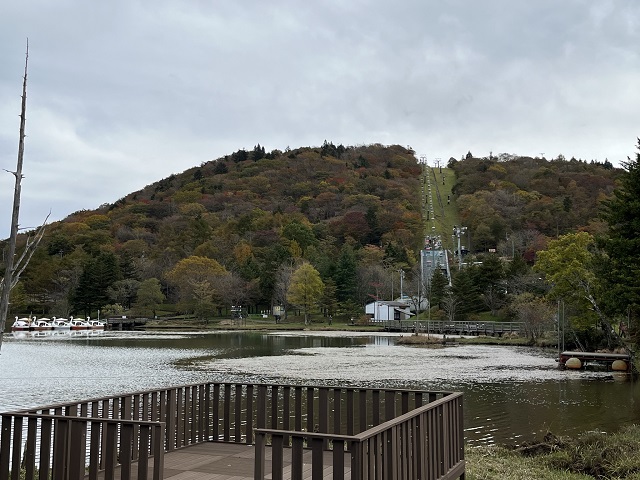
(1, 330, 638, 446)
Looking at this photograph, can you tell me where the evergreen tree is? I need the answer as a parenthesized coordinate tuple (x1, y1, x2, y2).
(333, 245, 357, 303)
(252, 144, 265, 161)
(72, 252, 121, 315)
(365, 207, 381, 244)
(472, 254, 505, 290)
(429, 269, 449, 309)
(319, 279, 338, 318)
(600, 141, 640, 320)
(450, 268, 482, 319)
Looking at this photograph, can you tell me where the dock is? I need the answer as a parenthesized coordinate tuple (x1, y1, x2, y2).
(105, 317, 148, 330)
(559, 351, 632, 371)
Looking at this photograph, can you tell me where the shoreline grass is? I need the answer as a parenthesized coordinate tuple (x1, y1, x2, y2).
(466, 425, 640, 479)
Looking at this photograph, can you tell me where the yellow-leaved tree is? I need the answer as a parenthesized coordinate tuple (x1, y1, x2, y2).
(287, 262, 324, 325)
(166, 256, 228, 319)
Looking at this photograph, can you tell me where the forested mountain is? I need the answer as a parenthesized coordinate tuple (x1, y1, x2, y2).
(2, 143, 624, 326)
(9, 143, 423, 318)
(449, 154, 619, 260)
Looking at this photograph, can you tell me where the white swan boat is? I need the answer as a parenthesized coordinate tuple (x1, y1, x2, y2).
(31, 318, 53, 331)
(51, 317, 71, 330)
(11, 316, 31, 331)
(69, 317, 91, 330)
(87, 319, 106, 330)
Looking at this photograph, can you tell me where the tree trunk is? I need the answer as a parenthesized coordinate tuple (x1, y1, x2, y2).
(0, 44, 29, 348)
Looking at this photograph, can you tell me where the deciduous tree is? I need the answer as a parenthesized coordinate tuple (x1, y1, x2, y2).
(511, 293, 555, 341)
(166, 256, 227, 312)
(534, 232, 617, 348)
(134, 278, 165, 317)
(287, 262, 324, 325)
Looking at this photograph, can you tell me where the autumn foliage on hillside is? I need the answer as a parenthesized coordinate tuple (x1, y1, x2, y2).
(13, 143, 423, 317)
(449, 155, 619, 260)
(3, 144, 623, 323)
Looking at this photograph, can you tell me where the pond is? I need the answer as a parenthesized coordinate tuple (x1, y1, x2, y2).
(0, 330, 637, 446)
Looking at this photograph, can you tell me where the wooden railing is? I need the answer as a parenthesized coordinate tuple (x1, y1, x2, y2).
(255, 391, 465, 480)
(383, 319, 523, 336)
(1, 382, 464, 480)
(0, 412, 164, 480)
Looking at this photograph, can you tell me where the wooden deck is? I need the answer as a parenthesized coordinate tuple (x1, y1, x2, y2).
(103, 442, 351, 479)
(3, 383, 464, 480)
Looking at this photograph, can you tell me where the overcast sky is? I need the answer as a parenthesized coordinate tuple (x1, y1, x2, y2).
(1, 1, 639, 238)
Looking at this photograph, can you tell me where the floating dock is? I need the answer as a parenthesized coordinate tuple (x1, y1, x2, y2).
(559, 351, 632, 371)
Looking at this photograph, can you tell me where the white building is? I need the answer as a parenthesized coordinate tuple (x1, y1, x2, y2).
(365, 301, 414, 322)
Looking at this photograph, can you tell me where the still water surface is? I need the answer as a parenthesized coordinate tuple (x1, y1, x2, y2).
(1, 330, 638, 446)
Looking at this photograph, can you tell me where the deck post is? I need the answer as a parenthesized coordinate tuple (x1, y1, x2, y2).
(10, 416, 22, 480)
(68, 419, 87, 480)
(0, 416, 10, 480)
(254, 431, 265, 480)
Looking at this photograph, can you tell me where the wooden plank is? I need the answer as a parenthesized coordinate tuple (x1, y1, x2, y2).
(282, 386, 290, 446)
(89, 419, 101, 480)
(246, 385, 254, 444)
(307, 387, 315, 434)
(212, 383, 220, 441)
(39, 417, 52, 480)
(153, 423, 165, 480)
(10, 416, 22, 480)
(254, 432, 265, 480)
(333, 389, 341, 437)
(311, 437, 324, 480)
(52, 418, 67, 480)
(24, 417, 37, 480)
(234, 384, 242, 442)
(68, 419, 87, 480)
(137, 425, 150, 480)
(292, 435, 304, 479)
(332, 439, 344, 480)
(120, 423, 133, 480)
(223, 384, 231, 442)
(272, 435, 284, 480)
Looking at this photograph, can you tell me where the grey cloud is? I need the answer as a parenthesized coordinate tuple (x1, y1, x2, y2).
(1, 0, 639, 236)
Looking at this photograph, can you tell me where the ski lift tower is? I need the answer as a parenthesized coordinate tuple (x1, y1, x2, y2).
(452, 225, 467, 270)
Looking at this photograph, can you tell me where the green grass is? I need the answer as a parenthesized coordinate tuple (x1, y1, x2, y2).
(146, 315, 386, 332)
(423, 166, 460, 250)
(466, 426, 640, 480)
(466, 445, 592, 480)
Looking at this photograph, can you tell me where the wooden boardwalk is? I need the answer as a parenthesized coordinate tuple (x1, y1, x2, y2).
(101, 442, 351, 479)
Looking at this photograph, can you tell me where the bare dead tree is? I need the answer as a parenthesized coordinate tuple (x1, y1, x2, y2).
(0, 41, 48, 350)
